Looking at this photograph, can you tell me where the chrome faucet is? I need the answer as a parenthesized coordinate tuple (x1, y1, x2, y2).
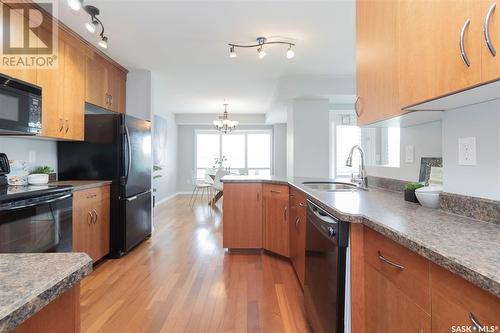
(346, 145, 368, 188)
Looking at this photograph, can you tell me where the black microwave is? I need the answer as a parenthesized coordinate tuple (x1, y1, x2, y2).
(0, 73, 42, 135)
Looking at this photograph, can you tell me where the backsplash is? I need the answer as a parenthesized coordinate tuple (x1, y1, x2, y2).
(440, 192, 500, 225)
(0, 137, 58, 172)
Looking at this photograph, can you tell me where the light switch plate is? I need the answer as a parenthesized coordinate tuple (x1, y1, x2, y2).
(458, 137, 476, 166)
(405, 145, 414, 163)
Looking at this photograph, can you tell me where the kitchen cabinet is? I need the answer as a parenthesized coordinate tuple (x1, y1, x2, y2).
(356, 0, 400, 125)
(263, 184, 290, 257)
(399, 0, 483, 108)
(222, 183, 263, 249)
(364, 264, 431, 333)
(482, 0, 500, 82)
(85, 53, 127, 113)
(289, 187, 306, 288)
(430, 263, 500, 332)
(73, 185, 110, 262)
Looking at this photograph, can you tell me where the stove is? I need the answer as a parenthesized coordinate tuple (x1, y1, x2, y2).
(0, 184, 73, 203)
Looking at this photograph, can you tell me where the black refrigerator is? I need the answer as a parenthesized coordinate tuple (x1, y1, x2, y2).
(58, 108, 152, 257)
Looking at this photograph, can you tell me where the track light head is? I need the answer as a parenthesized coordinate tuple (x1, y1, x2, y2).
(85, 19, 99, 34)
(229, 46, 237, 58)
(258, 47, 266, 59)
(67, 0, 83, 11)
(286, 45, 295, 59)
(98, 36, 108, 49)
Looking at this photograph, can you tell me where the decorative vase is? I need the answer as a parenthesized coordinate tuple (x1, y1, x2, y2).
(28, 174, 49, 185)
(404, 189, 419, 203)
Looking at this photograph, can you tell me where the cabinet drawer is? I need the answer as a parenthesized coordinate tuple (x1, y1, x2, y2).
(364, 227, 430, 313)
(263, 184, 289, 200)
(431, 263, 500, 332)
(73, 186, 110, 204)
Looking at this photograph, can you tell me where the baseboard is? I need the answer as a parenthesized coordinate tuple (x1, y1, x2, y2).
(154, 192, 193, 207)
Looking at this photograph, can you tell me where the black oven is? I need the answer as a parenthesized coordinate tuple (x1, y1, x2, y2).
(0, 191, 73, 253)
(0, 73, 42, 135)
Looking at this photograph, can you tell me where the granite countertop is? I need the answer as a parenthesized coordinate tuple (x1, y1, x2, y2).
(49, 180, 112, 192)
(0, 253, 92, 332)
(222, 175, 500, 297)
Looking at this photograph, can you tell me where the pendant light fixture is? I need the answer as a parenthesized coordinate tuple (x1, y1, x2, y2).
(213, 104, 239, 134)
(228, 37, 296, 60)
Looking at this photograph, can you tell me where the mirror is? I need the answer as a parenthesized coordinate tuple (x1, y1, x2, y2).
(361, 127, 400, 167)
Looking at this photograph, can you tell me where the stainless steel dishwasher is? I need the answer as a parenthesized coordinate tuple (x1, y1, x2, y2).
(304, 200, 349, 333)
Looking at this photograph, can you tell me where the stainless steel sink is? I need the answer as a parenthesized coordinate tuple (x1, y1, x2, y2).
(302, 181, 360, 192)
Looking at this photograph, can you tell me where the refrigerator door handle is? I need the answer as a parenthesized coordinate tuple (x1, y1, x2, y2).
(127, 195, 138, 201)
(124, 125, 132, 183)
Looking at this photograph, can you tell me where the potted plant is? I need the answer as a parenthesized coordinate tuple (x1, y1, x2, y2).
(28, 166, 55, 185)
(152, 165, 163, 207)
(404, 182, 424, 203)
(213, 156, 227, 170)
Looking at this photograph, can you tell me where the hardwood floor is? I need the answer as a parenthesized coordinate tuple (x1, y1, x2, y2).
(80, 195, 310, 333)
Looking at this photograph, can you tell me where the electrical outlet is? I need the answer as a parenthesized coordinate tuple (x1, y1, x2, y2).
(28, 151, 36, 163)
(405, 145, 414, 163)
(458, 137, 476, 166)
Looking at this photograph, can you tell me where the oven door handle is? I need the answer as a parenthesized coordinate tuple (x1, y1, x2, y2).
(0, 193, 72, 212)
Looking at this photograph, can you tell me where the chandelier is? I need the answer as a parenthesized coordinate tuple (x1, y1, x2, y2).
(213, 104, 239, 134)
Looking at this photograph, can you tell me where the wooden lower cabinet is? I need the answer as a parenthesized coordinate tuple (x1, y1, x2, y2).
(289, 187, 307, 288)
(73, 185, 110, 262)
(263, 184, 290, 257)
(13, 284, 80, 333)
(222, 183, 263, 249)
(365, 264, 431, 333)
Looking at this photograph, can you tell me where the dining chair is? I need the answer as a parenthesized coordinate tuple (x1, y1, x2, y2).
(211, 169, 229, 205)
(189, 171, 214, 206)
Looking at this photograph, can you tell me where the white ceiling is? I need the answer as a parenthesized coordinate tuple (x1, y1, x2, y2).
(58, 0, 355, 114)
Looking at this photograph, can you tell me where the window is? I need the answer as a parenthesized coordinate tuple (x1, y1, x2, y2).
(335, 125, 361, 177)
(195, 131, 272, 179)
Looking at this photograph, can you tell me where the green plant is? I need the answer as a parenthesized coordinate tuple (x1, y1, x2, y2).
(30, 166, 54, 175)
(404, 182, 424, 191)
(153, 165, 163, 193)
(213, 155, 227, 168)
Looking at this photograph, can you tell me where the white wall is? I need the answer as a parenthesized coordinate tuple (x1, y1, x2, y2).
(151, 73, 178, 203)
(442, 99, 500, 200)
(0, 137, 57, 171)
(288, 98, 331, 178)
(366, 121, 442, 182)
(126, 69, 152, 121)
(273, 124, 287, 177)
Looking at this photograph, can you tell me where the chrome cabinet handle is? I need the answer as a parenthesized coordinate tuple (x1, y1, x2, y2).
(59, 118, 64, 132)
(484, 2, 497, 56)
(354, 96, 361, 117)
(460, 18, 471, 67)
(87, 211, 93, 225)
(92, 209, 98, 224)
(270, 190, 282, 194)
(256, 191, 260, 201)
(299, 202, 306, 207)
(378, 251, 405, 270)
(283, 206, 287, 221)
(65, 119, 69, 133)
(294, 217, 300, 229)
(469, 312, 483, 331)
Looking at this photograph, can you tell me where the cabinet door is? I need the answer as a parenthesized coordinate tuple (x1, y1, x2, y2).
(400, 0, 482, 108)
(263, 184, 289, 257)
(38, 28, 64, 139)
(223, 183, 263, 249)
(365, 264, 431, 333)
(85, 54, 108, 109)
(356, 0, 400, 125)
(0, 3, 37, 84)
(482, 0, 500, 81)
(72, 200, 93, 258)
(289, 189, 307, 288)
(91, 190, 110, 262)
(107, 65, 127, 113)
(62, 34, 85, 141)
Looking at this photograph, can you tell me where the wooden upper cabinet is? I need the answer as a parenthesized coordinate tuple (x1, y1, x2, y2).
(399, 0, 483, 108)
(289, 188, 307, 288)
(263, 184, 290, 257)
(107, 66, 127, 113)
(85, 54, 108, 109)
(61, 31, 85, 141)
(356, 0, 400, 125)
(222, 183, 263, 249)
(482, 0, 500, 81)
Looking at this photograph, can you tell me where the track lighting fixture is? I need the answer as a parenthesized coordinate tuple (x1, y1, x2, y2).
(228, 37, 296, 60)
(66, 1, 110, 50)
(67, 0, 83, 11)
